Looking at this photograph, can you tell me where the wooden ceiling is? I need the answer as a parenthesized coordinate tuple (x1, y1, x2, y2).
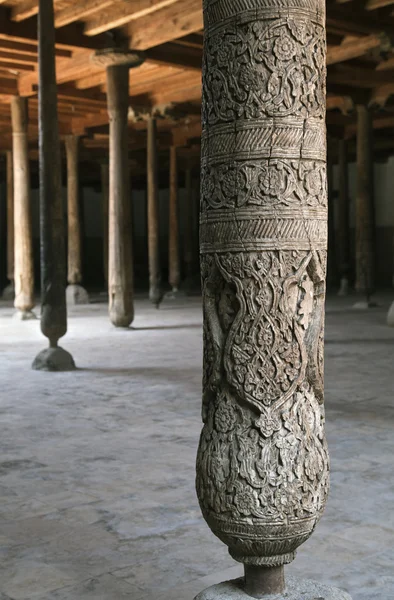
(1, 0, 394, 161)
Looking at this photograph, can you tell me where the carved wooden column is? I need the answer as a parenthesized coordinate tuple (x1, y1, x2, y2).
(147, 116, 163, 307)
(65, 135, 89, 305)
(168, 145, 180, 296)
(195, 2, 351, 600)
(3, 150, 15, 300)
(183, 166, 195, 291)
(101, 161, 109, 287)
(11, 96, 36, 320)
(337, 139, 350, 296)
(92, 50, 144, 327)
(355, 105, 375, 303)
(33, 0, 75, 371)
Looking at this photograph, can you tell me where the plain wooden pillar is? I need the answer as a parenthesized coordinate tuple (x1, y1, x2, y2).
(101, 161, 109, 287)
(147, 117, 162, 307)
(106, 65, 134, 327)
(11, 96, 35, 319)
(337, 139, 350, 295)
(3, 150, 15, 299)
(168, 145, 180, 293)
(355, 105, 375, 300)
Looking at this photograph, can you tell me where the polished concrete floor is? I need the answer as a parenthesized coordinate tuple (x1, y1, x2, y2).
(0, 293, 393, 600)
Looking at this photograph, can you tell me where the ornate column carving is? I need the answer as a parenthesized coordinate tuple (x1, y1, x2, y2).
(3, 150, 15, 300)
(65, 134, 89, 305)
(11, 96, 36, 320)
(33, 0, 75, 371)
(195, 1, 351, 599)
(337, 139, 350, 296)
(355, 105, 375, 303)
(147, 116, 163, 307)
(168, 145, 180, 295)
(92, 49, 144, 327)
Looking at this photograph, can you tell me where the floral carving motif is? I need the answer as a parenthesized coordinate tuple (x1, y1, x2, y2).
(201, 160, 327, 210)
(202, 18, 326, 126)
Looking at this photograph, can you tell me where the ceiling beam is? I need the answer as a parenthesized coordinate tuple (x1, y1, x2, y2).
(0, 8, 110, 50)
(327, 34, 388, 65)
(11, 0, 38, 22)
(366, 0, 394, 9)
(55, 0, 114, 28)
(84, 0, 179, 37)
(127, 0, 203, 51)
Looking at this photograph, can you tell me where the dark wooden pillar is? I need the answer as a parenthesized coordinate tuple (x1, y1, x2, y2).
(11, 96, 36, 320)
(147, 116, 163, 307)
(65, 134, 89, 305)
(183, 166, 194, 291)
(355, 105, 375, 302)
(168, 145, 180, 294)
(101, 161, 109, 287)
(3, 150, 15, 299)
(337, 139, 350, 296)
(33, 0, 75, 371)
(327, 155, 338, 289)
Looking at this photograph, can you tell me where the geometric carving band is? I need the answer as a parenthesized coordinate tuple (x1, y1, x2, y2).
(200, 214, 327, 253)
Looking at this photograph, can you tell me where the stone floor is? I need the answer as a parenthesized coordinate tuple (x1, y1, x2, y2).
(0, 293, 393, 600)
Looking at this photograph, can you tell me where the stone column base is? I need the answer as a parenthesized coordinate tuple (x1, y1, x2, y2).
(13, 310, 37, 320)
(66, 284, 89, 305)
(194, 576, 352, 600)
(352, 299, 378, 310)
(32, 347, 76, 372)
(387, 300, 394, 326)
(337, 277, 349, 297)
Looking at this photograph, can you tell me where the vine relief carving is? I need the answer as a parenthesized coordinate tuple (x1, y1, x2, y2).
(202, 18, 325, 127)
(197, 0, 328, 569)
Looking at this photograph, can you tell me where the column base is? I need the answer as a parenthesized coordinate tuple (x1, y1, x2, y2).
(387, 300, 394, 326)
(2, 282, 15, 300)
(149, 285, 164, 308)
(337, 277, 349, 297)
(165, 287, 186, 300)
(32, 346, 76, 372)
(66, 284, 89, 305)
(352, 299, 378, 310)
(13, 309, 37, 321)
(194, 576, 352, 600)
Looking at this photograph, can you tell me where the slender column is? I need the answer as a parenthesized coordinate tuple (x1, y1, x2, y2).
(106, 65, 134, 327)
(147, 116, 163, 307)
(168, 145, 180, 295)
(101, 161, 109, 287)
(337, 139, 350, 296)
(3, 150, 15, 299)
(11, 96, 36, 320)
(33, 0, 75, 371)
(65, 134, 89, 305)
(355, 105, 375, 303)
(195, 2, 350, 600)
(183, 166, 195, 292)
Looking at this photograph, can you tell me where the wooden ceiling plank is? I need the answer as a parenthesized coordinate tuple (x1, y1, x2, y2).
(0, 38, 71, 57)
(127, 0, 203, 51)
(54, 0, 114, 28)
(11, 0, 38, 22)
(0, 60, 35, 72)
(366, 0, 394, 9)
(84, 0, 179, 37)
(327, 34, 385, 65)
(0, 50, 37, 64)
(145, 42, 202, 70)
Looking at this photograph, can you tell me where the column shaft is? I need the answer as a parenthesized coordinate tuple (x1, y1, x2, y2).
(65, 135, 82, 285)
(33, 0, 75, 370)
(196, 1, 329, 596)
(168, 145, 180, 292)
(11, 96, 35, 316)
(147, 117, 162, 306)
(107, 65, 134, 327)
(3, 150, 15, 298)
(101, 162, 109, 286)
(337, 139, 350, 295)
(355, 105, 375, 297)
(184, 167, 194, 285)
